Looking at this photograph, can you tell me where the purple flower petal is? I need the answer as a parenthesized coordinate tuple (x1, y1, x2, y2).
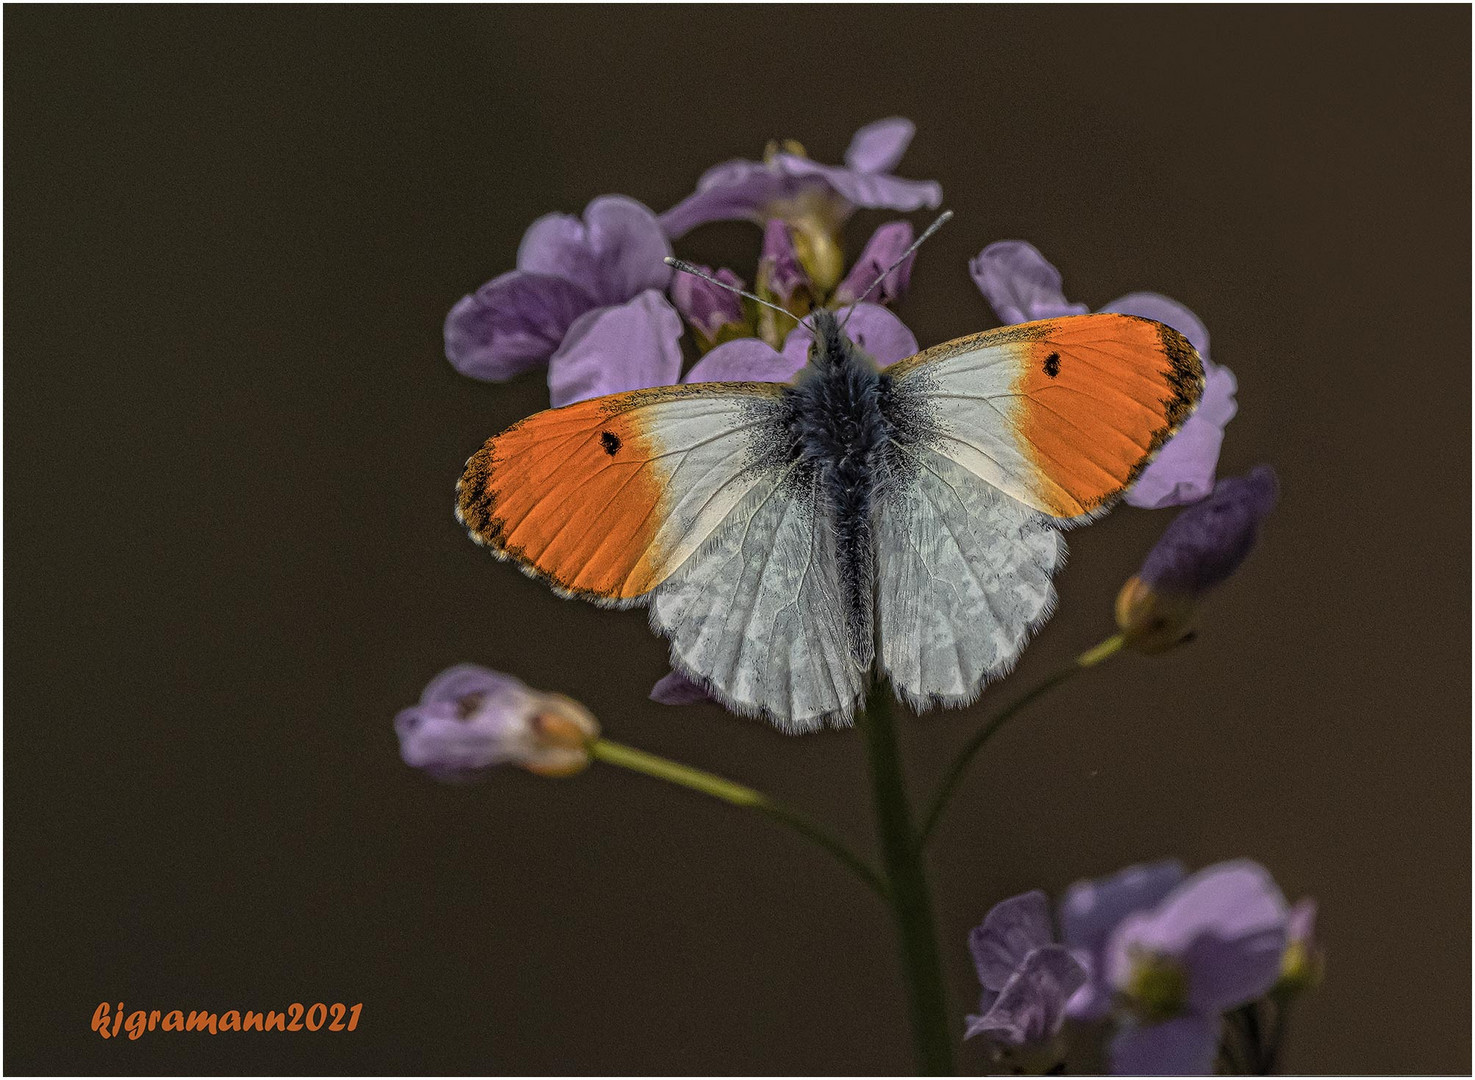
(966, 945, 1086, 1047)
(1107, 860, 1289, 1014)
(1109, 1014, 1219, 1075)
(1061, 860, 1187, 1020)
(781, 304, 919, 369)
(1137, 466, 1280, 594)
(1288, 898, 1317, 947)
(685, 337, 806, 385)
(1125, 364, 1238, 509)
(1099, 291, 1211, 359)
(519, 195, 671, 307)
(970, 241, 1090, 325)
(396, 664, 541, 781)
(774, 153, 942, 217)
(844, 117, 917, 173)
(970, 890, 1055, 992)
(547, 291, 684, 407)
(649, 670, 713, 706)
(760, 219, 809, 306)
(659, 119, 940, 237)
(835, 221, 916, 306)
(670, 263, 746, 344)
(444, 271, 597, 381)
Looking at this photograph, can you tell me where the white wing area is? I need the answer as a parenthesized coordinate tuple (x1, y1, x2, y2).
(651, 469, 865, 731)
(875, 442, 1064, 710)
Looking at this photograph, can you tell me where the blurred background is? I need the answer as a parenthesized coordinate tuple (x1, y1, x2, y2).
(6, 6, 1469, 1074)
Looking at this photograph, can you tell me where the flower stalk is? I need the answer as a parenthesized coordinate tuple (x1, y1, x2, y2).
(856, 678, 956, 1075)
(588, 738, 886, 898)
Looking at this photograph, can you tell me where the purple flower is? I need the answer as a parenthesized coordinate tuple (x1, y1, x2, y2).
(1061, 860, 1188, 1021)
(658, 117, 942, 239)
(546, 290, 684, 407)
(445, 195, 675, 386)
(395, 664, 599, 780)
(1105, 861, 1289, 1075)
(969, 241, 1238, 509)
(1116, 466, 1279, 651)
(834, 221, 916, 307)
(966, 891, 1086, 1066)
(670, 263, 750, 351)
(758, 219, 809, 308)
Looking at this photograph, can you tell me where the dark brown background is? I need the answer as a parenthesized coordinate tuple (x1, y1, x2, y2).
(6, 6, 1470, 1075)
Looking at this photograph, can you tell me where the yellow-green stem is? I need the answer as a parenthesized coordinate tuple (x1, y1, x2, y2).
(588, 739, 886, 898)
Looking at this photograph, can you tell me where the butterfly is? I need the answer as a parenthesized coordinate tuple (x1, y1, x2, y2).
(456, 306, 1203, 732)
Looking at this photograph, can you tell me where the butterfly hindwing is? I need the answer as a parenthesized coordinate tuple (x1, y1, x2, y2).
(875, 441, 1062, 710)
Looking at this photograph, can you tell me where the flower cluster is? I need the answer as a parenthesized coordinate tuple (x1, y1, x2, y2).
(967, 860, 1321, 1074)
(442, 116, 1246, 707)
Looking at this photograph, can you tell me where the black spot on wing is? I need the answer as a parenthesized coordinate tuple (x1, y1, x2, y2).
(600, 431, 622, 456)
(1043, 352, 1061, 378)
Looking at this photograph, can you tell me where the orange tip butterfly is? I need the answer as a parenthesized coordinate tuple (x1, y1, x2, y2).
(456, 222, 1204, 732)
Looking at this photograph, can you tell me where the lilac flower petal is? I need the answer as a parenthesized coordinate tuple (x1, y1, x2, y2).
(970, 890, 1055, 991)
(966, 945, 1086, 1046)
(1062, 860, 1187, 1020)
(1288, 898, 1317, 946)
(685, 337, 805, 385)
(519, 196, 672, 307)
(396, 665, 542, 781)
(775, 153, 942, 216)
(844, 117, 916, 173)
(970, 241, 1090, 325)
(659, 158, 795, 237)
(1138, 467, 1280, 593)
(1099, 292, 1211, 359)
(1125, 365, 1238, 509)
(444, 271, 597, 381)
(780, 303, 919, 368)
(835, 221, 916, 306)
(1107, 860, 1289, 1014)
(760, 219, 809, 305)
(670, 263, 745, 342)
(650, 670, 713, 706)
(547, 291, 684, 407)
(1109, 1015, 1219, 1075)
(420, 663, 528, 706)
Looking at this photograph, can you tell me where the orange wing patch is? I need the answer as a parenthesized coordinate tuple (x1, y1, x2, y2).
(1012, 315, 1202, 516)
(457, 383, 783, 601)
(457, 394, 673, 599)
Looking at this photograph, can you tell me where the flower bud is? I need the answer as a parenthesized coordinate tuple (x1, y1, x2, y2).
(1119, 467, 1279, 651)
(789, 217, 845, 295)
(669, 263, 750, 351)
(834, 221, 915, 306)
(395, 664, 598, 781)
(1115, 575, 1197, 653)
(1274, 898, 1323, 996)
(756, 219, 812, 346)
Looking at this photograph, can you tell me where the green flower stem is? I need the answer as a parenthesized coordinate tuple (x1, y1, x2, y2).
(587, 738, 886, 898)
(857, 678, 956, 1076)
(917, 633, 1126, 848)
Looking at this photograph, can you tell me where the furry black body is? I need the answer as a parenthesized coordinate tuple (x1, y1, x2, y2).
(778, 309, 904, 665)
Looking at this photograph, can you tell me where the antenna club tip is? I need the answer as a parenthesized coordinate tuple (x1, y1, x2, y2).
(662, 256, 679, 266)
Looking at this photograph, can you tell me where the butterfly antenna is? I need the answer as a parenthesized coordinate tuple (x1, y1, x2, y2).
(664, 257, 814, 338)
(838, 210, 953, 331)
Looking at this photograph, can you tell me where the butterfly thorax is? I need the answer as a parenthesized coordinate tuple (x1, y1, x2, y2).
(779, 309, 896, 665)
